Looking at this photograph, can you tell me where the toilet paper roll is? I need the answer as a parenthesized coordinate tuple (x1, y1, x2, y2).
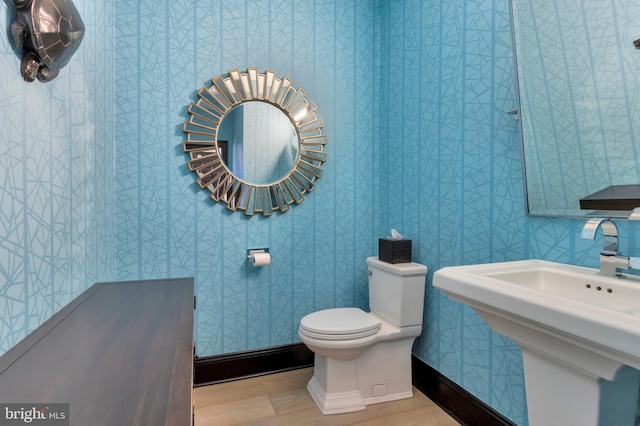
(252, 252, 271, 267)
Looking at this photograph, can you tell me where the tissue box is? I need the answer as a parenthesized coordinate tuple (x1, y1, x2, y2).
(378, 239, 412, 264)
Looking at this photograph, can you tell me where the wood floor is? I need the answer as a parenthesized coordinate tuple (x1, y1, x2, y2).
(194, 367, 460, 425)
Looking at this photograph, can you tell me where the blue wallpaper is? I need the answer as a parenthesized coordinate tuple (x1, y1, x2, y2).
(377, 1, 529, 421)
(379, 1, 639, 424)
(1, 0, 638, 425)
(0, 1, 115, 353)
(113, 0, 379, 355)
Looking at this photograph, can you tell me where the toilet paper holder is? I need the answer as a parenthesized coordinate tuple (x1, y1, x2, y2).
(247, 248, 269, 259)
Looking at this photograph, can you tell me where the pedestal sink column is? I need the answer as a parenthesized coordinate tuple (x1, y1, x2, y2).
(478, 310, 640, 426)
(522, 349, 640, 426)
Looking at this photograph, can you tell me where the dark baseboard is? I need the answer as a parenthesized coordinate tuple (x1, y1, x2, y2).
(194, 344, 515, 425)
(193, 343, 314, 387)
(412, 356, 516, 426)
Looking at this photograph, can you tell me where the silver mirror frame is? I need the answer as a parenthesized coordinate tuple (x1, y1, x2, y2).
(183, 68, 327, 216)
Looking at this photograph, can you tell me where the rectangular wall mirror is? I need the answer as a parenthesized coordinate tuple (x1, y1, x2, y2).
(512, 0, 640, 218)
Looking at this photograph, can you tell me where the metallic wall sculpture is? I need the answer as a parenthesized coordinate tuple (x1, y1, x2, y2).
(183, 68, 328, 216)
(10, 0, 85, 82)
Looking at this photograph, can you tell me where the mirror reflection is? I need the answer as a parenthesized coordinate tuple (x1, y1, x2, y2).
(182, 68, 327, 216)
(512, 0, 640, 217)
(218, 102, 299, 185)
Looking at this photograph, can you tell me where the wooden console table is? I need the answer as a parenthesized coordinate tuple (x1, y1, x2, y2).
(0, 278, 194, 425)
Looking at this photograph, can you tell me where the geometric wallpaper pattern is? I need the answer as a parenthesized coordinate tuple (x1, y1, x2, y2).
(378, 1, 530, 422)
(378, 1, 638, 423)
(113, 0, 379, 357)
(2, 0, 639, 425)
(0, 1, 115, 354)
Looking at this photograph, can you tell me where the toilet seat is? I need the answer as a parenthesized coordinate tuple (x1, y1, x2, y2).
(300, 308, 381, 341)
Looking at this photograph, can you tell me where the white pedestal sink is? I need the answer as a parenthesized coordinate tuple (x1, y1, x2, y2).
(433, 259, 640, 426)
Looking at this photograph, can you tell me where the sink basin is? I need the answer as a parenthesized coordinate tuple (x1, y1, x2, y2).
(483, 266, 640, 315)
(434, 259, 640, 426)
(434, 259, 640, 369)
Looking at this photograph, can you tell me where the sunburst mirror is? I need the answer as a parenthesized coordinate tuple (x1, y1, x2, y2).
(183, 68, 327, 216)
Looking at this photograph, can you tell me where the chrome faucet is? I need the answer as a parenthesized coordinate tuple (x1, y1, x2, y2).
(581, 217, 640, 277)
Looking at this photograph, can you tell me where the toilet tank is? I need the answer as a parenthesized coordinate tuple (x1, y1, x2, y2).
(366, 256, 427, 327)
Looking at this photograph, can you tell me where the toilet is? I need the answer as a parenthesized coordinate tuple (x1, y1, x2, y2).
(298, 256, 428, 415)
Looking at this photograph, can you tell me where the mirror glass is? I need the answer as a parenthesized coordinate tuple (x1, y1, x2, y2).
(183, 68, 327, 216)
(218, 102, 299, 184)
(512, 0, 640, 217)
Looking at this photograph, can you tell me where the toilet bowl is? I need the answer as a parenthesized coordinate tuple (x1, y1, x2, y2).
(298, 257, 427, 415)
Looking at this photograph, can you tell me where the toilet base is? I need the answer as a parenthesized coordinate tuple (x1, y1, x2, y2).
(306, 354, 366, 414)
(307, 374, 415, 415)
(307, 375, 366, 415)
(306, 336, 417, 415)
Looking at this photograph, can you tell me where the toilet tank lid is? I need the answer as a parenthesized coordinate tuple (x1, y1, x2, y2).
(366, 256, 428, 277)
(300, 308, 381, 335)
